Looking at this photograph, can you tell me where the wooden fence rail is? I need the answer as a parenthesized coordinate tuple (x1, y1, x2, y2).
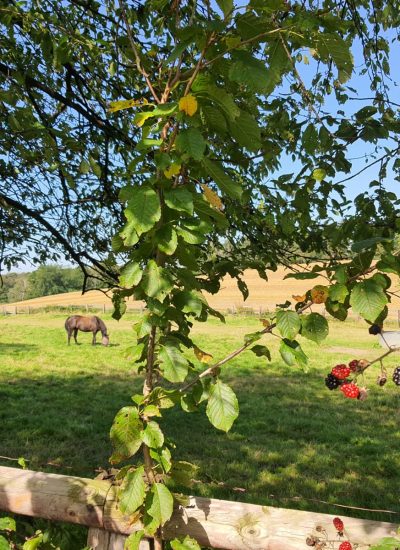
(0, 466, 397, 550)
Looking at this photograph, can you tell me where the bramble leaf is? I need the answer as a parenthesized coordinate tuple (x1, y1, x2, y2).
(206, 380, 239, 432)
(118, 467, 146, 515)
(276, 310, 301, 339)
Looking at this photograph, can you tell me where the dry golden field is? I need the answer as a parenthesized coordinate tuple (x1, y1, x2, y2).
(5, 266, 400, 318)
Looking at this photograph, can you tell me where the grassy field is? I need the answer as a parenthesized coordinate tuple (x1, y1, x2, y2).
(0, 312, 399, 537)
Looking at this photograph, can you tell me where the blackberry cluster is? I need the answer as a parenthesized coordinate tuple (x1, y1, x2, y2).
(325, 373, 341, 390)
(393, 367, 400, 386)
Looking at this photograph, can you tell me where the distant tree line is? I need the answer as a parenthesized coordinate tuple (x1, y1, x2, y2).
(0, 265, 97, 304)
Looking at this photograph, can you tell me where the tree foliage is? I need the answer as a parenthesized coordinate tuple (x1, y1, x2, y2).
(1, 0, 400, 547)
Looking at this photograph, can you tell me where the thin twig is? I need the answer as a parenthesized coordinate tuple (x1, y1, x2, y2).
(180, 301, 313, 394)
(118, 0, 161, 104)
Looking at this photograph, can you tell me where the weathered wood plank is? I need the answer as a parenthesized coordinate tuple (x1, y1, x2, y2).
(0, 466, 397, 550)
(0, 466, 108, 528)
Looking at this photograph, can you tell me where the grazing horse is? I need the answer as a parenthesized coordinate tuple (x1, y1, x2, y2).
(65, 315, 109, 346)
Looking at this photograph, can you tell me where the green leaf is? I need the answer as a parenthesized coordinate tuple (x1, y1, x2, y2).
(176, 225, 205, 244)
(250, 345, 271, 360)
(150, 447, 172, 472)
(156, 225, 178, 255)
(173, 290, 204, 316)
(119, 467, 146, 515)
(0, 536, 10, 550)
(142, 405, 161, 417)
(124, 530, 145, 550)
(302, 123, 319, 155)
(216, 0, 233, 18)
(229, 50, 269, 93)
(206, 379, 239, 432)
(133, 111, 155, 127)
(351, 236, 392, 252)
(202, 158, 242, 199)
(141, 421, 164, 449)
(0, 518, 16, 532)
(325, 300, 348, 321)
(22, 534, 44, 550)
(147, 483, 174, 527)
(110, 406, 143, 463)
(263, 39, 291, 95)
(201, 105, 227, 134)
(89, 155, 102, 177)
(159, 343, 189, 383)
(141, 260, 174, 300)
(279, 339, 308, 369)
(276, 310, 301, 339)
(229, 110, 262, 151)
(284, 271, 319, 280)
(112, 290, 127, 321)
(176, 128, 206, 161)
(244, 331, 262, 344)
(125, 187, 161, 236)
(170, 535, 202, 550)
(329, 283, 349, 303)
(369, 537, 400, 550)
(192, 75, 240, 121)
(148, 388, 179, 409)
(170, 461, 198, 487)
(301, 313, 329, 343)
(350, 280, 388, 323)
(164, 189, 194, 215)
(79, 159, 90, 174)
(120, 220, 139, 247)
(315, 34, 354, 82)
(120, 262, 143, 288)
(236, 11, 265, 39)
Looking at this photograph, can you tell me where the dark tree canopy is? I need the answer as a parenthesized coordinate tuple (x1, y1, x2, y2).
(1, 0, 399, 289)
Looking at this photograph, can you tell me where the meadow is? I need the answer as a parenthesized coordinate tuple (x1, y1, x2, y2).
(0, 311, 399, 538)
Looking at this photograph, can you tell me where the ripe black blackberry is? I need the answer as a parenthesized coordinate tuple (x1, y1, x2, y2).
(392, 367, 400, 386)
(325, 373, 341, 390)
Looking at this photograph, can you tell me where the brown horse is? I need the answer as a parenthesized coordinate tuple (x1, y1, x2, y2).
(65, 315, 109, 346)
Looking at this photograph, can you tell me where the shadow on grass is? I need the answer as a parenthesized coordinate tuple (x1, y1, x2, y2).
(0, 367, 399, 525)
(0, 344, 38, 354)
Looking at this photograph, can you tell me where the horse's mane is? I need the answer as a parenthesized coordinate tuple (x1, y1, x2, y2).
(96, 316, 108, 335)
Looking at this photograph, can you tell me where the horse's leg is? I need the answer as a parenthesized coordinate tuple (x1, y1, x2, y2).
(74, 328, 78, 344)
(92, 330, 96, 345)
(67, 329, 71, 345)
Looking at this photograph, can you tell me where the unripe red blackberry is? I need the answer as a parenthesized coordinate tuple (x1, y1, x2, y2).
(332, 365, 351, 380)
(333, 517, 344, 533)
(340, 382, 360, 399)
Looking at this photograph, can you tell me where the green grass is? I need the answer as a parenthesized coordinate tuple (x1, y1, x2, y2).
(0, 312, 399, 533)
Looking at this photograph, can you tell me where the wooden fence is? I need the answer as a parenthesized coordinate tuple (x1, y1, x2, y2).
(0, 466, 397, 550)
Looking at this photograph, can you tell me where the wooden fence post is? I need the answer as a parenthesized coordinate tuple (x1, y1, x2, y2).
(103, 304, 106, 314)
(87, 528, 150, 550)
